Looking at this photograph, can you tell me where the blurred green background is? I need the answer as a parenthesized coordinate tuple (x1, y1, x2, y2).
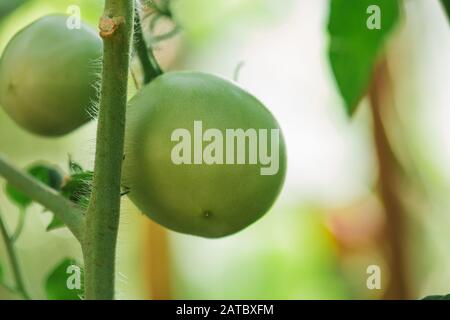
(0, 0, 449, 300)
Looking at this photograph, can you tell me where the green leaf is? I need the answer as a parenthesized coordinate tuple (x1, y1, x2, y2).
(46, 216, 65, 231)
(0, 0, 28, 21)
(423, 294, 450, 300)
(68, 157, 84, 175)
(46, 160, 92, 231)
(28, 165, 63, 190)
(441, 0, 450, 21)
(4, 163, 66, 232)
(328, 0, 400, 115)
(5, 164, 63, 208)
(5, 184, 32, 209)
(61, 172, 93, 210)
(45, 258, 83, 300)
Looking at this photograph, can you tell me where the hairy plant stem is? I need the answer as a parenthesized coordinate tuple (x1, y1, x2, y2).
(83, 0, 134, 300)
(0, 155, 85, 241)
(134, 3, 163, 84)
(0, 207, 30, 300)
(369, 57, 409, 299)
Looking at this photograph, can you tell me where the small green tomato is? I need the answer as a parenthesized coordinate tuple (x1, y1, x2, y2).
(123, 72, 287, 238)
(0, 15, 102, 136)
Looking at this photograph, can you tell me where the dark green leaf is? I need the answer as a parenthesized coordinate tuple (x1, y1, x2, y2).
(422, 294, 450, 300)
(5, 164, 63, 208)
(0, 0, 28, 21)
(46, 216, 65, 231)
(441, 0, 450, 21)
(68, 157, 84, 175)
(5, 184, 32, 208)
(61, 172, 93, 209)
(47, 168, 92, 231)
(328, 0, 400, 115)
(45, 258, 83, 300)
(28, 165, 63, 190)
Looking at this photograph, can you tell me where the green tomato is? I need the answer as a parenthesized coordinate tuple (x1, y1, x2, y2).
(123, 72, 287, 238)
(0, 15, 102, 136)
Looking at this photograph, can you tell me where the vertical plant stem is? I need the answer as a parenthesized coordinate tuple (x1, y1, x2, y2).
(0, 208, 30, 300)
(83, 0, 134, 300)
(369, 57, 409, 299)
(134, 3, 163, 84)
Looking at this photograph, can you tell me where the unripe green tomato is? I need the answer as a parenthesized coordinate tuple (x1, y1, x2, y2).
(0, 15, 102, 136)
(123, 72, 287, 238)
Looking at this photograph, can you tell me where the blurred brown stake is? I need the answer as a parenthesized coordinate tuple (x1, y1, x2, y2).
(144, 219, 172, 300)
(369, 57, 410, 300)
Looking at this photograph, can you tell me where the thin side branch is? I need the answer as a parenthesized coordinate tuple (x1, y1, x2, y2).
(0, 155, 85, 241)
(11, 208, 26, 243)
(369, 57, 409, 299)
(134, 3, 163, 84)
(0, 207, 31, 299)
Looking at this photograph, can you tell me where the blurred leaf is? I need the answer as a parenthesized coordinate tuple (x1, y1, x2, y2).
(5, 164, 63, 208)
(46, 159, 92, 230)
(45, 258, 83, 300)
(68, 158, 84, 175)
(46, 216, 65, 231)
(4, 163, 67, 232)
(5, 184, 31, 209)
(441, 0, 450, 21)
(172, 0, 291, 44)
(423, 294, 450, 300)
(28, 165, 62, 190)
(0, 0, 28, 21)
(328, 0, 400, 115)
(61, 172, 93, 209)
(145, 0, 173, 17)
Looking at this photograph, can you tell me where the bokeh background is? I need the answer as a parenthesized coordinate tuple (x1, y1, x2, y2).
(0, 0, 449, 299)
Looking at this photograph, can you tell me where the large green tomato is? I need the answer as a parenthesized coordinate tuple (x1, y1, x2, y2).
(123, 72, 287, 238)
(0, 15, 102, 136)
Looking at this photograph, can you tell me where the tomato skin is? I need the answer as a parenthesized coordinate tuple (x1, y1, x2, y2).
(0, 15, 102, 136)
(123, 72, 287, 238)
